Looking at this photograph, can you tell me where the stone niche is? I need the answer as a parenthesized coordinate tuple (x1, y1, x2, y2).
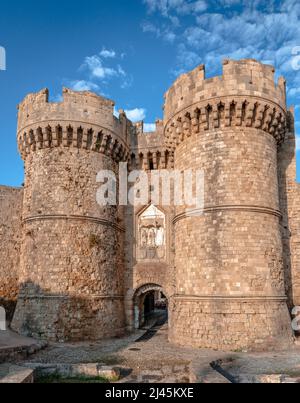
(136, 205, 166, 261)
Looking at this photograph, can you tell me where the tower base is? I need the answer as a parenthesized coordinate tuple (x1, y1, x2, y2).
(169, 297, 294, 351)
(11, 295, 125, 342)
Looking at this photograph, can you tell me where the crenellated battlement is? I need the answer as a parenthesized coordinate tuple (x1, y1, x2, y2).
(17, 88, 131, 161)
(128, 120, 173, 170)
(164, 60, 286, 120)
(8, 57, 296, 348)
(18, 88, 117, 129)
(164, 59, 287, 148)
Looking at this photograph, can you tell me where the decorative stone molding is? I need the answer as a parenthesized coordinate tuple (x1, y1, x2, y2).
(23, 214, 126, 233)
(17, 123, 129, 162)
(129, 148, 174, 170)
(173, 205, 282, 224)
(173, 295, 288, 302)
(165, 97, 287, 149)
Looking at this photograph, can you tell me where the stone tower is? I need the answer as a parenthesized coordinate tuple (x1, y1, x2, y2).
(5, 58, 297, 351)
(11, 88, 129, 341)
(165, 59, 294, 351)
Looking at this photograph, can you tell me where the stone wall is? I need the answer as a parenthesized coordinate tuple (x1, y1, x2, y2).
(130, 120, 173, 171)
(12, 89, 129, 341)
(165, 59, 293, 351)
(0, 186, 23, 321)
(164, 59, 286, 122)
(278, 108, 300, 309)
(5, 58, 298, 351)
(124, 202, 175, 330)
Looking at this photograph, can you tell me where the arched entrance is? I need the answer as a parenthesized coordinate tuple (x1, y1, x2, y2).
(133, 284, 168, 329)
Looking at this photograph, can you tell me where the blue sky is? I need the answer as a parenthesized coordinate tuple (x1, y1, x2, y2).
(0, 0, 299, 186)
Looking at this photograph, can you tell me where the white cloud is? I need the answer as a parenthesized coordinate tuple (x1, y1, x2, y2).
(83, 55, 119, 80)
(117, 65, 126, 77)
(113, 107, 120, 118)
(65, 47, 131, 103)
(175, 43, 202, 73)
(70, 80, 100, 92)
(281, 0, 300, 16)
(144, 123, 156, 132)
(115, 110, 155, 127)
(164, 31, 176, 43)
(77, 52, 132, 92)
(141, 21, 176, 42)
(142, 21, 161, 37)
(296, 134, 300, 151)
(99, 48, 116, 58)
(143, 0, 208, 16)
(125, 108, 147, 122)
(288, 87, 300, 97)
(142, 0, 300, 106)
(121, 75, 134, 89)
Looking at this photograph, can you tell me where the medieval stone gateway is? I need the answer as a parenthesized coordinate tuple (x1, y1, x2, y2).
(0, 58, 299, 351)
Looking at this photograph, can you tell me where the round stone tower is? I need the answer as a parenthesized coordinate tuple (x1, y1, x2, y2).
(165, 59, 294, 351)
(12, 88, 129, 341)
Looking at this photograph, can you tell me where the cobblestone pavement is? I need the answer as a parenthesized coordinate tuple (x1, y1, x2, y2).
(219, 350, 300, 379)
(22, 317, 224, 383)
(18, 319, 300, 383)
(0, 328, 39, 349)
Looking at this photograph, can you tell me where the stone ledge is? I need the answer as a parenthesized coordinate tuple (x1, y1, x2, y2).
(0, 364, 34, 383)
(0, 342, 47, 364)
(189, 359, 231, 383)
(22, 362, 120, 382)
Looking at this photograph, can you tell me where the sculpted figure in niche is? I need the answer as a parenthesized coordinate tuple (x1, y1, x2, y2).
(141, 228, 148, 248)
(155, 225, 164, 246)
(138, 205, 166, 260)
(148, 227, 156, 247)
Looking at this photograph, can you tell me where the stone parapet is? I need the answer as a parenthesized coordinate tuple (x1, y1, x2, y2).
(17, 88, 130, 162)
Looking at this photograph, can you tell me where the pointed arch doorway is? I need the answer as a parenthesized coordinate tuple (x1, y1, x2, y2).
(133, 284, 168, 329)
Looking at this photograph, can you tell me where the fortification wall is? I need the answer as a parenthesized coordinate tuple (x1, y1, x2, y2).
(129, 120, 173, 171)
(6, 58, 298, 351)
(165, 59, 293, 351)
(17, 88, 128, 142)
(124, 202, 175, 331)
(12, 89, 129, 341)
(123, 120, 175, 330)
(164, 59, 286, 123)
(278, 109, 300, 310)
(0, 186, 23, 321)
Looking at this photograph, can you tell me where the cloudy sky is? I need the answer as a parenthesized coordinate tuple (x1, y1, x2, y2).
(0, 0, 299, 185)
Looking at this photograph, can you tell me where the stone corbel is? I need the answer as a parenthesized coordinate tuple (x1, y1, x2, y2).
(254, 104, 265, 129)
(235, 102, 243, 126)
(213, 104, 220, 129)
(191, 111, 200, 134)
(183, 116, 191, 137)
(201, 107, 209, 130)
(224, 104, 231, 127)
(245, 102, 255, 127)
(82, 128, 88, 149)
(62, 127, 69, 147)
(262, 107, 274, 132)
